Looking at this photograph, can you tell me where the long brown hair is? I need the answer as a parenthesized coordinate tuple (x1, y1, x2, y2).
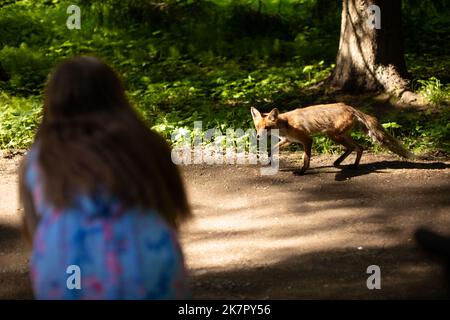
(33, 56, 190, 228)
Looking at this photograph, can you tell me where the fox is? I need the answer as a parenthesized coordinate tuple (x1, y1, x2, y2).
(250, 103, 416, 175)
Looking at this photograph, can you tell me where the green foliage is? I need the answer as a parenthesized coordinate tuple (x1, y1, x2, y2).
(0, 44, 52, 94)
(402, 0, 450, 55)
(128, 58, 333, 142)
(0, 93, 42, 148)
(416, 77, 450, 106)
(0, 4, 48, 48)
(0, 0, 448, 156)
(378, 108, 450, 155)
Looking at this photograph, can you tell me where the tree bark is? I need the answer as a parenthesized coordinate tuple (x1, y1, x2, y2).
(329, 0, 409, 94)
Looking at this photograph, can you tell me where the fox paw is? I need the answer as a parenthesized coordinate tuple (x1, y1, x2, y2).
(333, 161, 342, 167)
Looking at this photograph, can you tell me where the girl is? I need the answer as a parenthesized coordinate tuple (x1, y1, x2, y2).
(19, 56, 191, 299)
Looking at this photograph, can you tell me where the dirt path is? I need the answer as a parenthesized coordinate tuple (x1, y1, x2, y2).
(1, 151, 449, 299)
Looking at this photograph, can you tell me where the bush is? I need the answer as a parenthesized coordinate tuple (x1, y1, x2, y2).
(416, 77, 450, 106)
(0, 93, 42, 148)
(0, 44, 53, 95)
(0, 5, 48, 48)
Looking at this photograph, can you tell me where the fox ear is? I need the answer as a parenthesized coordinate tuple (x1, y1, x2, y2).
(250, 107, 262, 120)
(268, 108, 279, 121)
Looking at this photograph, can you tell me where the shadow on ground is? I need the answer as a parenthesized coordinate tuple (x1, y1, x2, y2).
(279, 160, 450, 181)
(334, 160, 450, 181)
(0, 224, 22, 250)
(0, 223, 34, 299)
(191, 244, 449, 299)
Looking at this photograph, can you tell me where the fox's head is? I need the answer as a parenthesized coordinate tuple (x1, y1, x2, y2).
(250, 107, 279, 137)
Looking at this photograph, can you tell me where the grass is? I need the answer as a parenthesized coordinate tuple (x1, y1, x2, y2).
(416, 77, 449, 106)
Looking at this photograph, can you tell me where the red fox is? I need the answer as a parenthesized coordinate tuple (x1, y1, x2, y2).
(251, 103, 416, 175)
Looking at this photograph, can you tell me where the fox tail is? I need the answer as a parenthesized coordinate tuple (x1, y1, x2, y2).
(353, 110, 416, 160)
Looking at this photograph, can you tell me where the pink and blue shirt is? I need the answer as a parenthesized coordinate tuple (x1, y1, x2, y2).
(24, 145, 190, 299)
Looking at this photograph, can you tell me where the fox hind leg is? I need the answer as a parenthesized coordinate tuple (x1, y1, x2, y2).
(329, 133, 363, 168)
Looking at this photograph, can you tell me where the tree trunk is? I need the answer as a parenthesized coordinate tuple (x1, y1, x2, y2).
(0, 63, 9, 81)
(329, 0, 409, 94)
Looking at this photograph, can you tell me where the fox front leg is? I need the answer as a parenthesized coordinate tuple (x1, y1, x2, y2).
(268, 137, 289, 160)
(272, 137, 290, 151)
(293, 138, 312, 175)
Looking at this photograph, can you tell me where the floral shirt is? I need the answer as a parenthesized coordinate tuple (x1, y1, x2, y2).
(24, 145, 190, 299)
